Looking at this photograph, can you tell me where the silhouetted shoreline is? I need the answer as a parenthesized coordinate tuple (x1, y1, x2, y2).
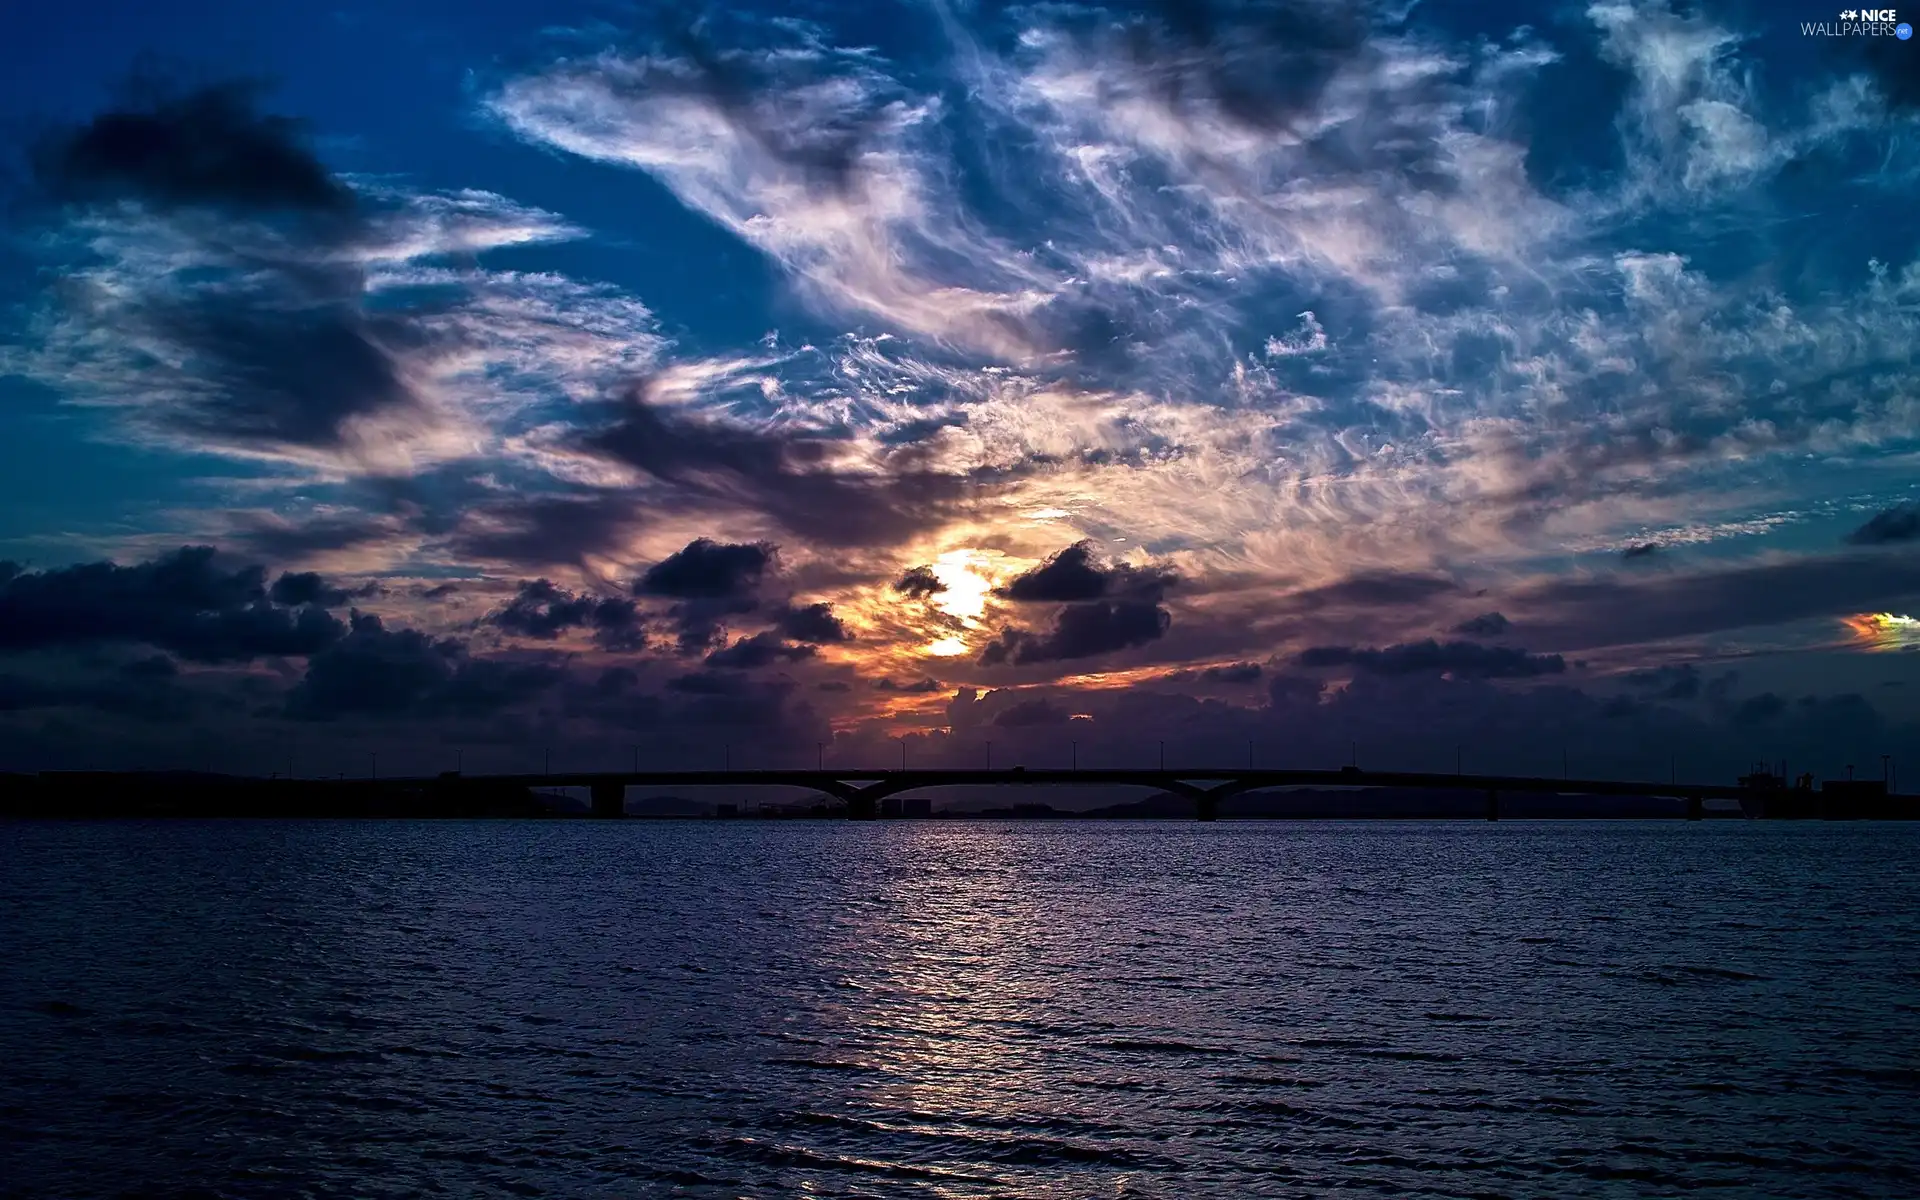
(3, 771, 1912, 820)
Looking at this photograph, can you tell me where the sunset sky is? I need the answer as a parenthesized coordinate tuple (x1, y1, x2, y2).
(1, 0, 1917, 785)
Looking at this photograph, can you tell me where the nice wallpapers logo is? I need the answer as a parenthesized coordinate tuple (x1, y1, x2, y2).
(1804, 8, 1913, 35)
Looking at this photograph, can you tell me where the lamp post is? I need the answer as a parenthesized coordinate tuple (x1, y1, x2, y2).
(1159, 740, 1165, 771)
(1071, 740, 1077, 770)
(1456, 745, 1462, 775)
(817, 742, 824, 771)
(371, 752, 377, 781)
(986, 741, 992, 770)
(899, 738, 907, 772)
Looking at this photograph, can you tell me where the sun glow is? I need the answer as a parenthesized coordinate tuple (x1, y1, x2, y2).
(915, 549, 1005, 657)
(929, 550, 994, 621)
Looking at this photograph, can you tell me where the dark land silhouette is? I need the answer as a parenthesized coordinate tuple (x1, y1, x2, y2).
(1, 765, 1911, 821)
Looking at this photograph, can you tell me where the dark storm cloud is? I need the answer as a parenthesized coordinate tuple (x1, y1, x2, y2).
(0, 547, 344, 663)
(487, 579, 645, 651)
(771, 602, 849, 644)
(1283, 571, 1458, 612)
(232, 512, 403, 560)
(1621, 543, 1661, 560)
(578, 391, 975, 549)
(286, 611, 562, 719)
(1515, 550, 1920, 650)
(993, 698, 1070, 728)
(981, 599, 1171, 665)
(25, 85, 443, 458)
(1267, 672, 1324, 706)
(1733, 692, 1787, 725)
(1846, 502, 1920, 546)
(667, 671, 752, 695)
(1200, 661, 1262, 684)
(445, 493, 646, 569)
(1453, 611, 1510, 637)
(1623, 663, 1702, 700)
(893, 565, 946, 598)
(121, 654, 178, 680)
(636, 538, 773, 599)
(704, 630, 815, 670)
(0, 670, 203, 722)
(1298, 639, 1566, 678)
(999, 541, 1176, 603)
(31, 80, 355, 216)
(635, 538, 772, 650)
(269, 570, 376, 608)
(137, 304, 428, 449)
(874, 676, 943, 693)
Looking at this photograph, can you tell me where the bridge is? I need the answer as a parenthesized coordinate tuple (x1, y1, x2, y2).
(399, 766, 1769, 821)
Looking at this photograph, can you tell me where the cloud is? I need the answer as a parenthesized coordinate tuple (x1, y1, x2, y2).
(15, 82, 618, 475)
(489, 35, 1056, 360)
(1514, 550, 1920, 651)
(268, 571, 379, 608)
(232, 512, 408, 560)
(704, 630, 816, 670)
(999, 540, 1177, 603)
(32, 80, 356, 216)
(993, 697, 1070, 728)
(444, 492, 646, 569)
(1846, 502, 1920, 546)
(1453, 612, 1511, 637)
(487, 579, 645, 650)
(576, 389, 980, 549)
(1623, 662, 1701, 700)
(982, 599, 1172, 665)
(0, 547, 344, 663)
(1298, 639, 1567, 678)
(771, 601, 849, 644)
(875, 676, 944, 693)
(893, 565, 946, 598)
(1200, 661, 1263, 684)
(637, 538, 773, 599)
(1284, 573, 1460, 613)
(1621, 543, 1661, 560)
(287, 611, 562, 719)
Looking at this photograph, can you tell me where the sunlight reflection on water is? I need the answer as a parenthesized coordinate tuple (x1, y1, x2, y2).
(3, 820, 1919, 1197)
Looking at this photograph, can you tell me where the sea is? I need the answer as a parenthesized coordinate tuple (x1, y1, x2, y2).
(2, 819, 1917, 1198)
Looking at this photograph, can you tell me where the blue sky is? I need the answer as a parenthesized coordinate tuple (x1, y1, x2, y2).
(1, 0, 1917, 783)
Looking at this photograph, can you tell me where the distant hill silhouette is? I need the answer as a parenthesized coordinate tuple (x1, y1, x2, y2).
(626, 795, 711, 817)
(1074, 788, 1696, 819)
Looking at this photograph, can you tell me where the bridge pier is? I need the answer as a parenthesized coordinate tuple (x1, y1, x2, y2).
(1686, 795, 1703, 821)
(846, 789, 879, 820)
(590, 781, 625, 819)
(1485, 787, 1499, 822)
(1197, 793, 1218, 822)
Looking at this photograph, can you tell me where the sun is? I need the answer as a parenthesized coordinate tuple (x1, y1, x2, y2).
(929, 550, 993, 621)
(915, 549, 1001, 657)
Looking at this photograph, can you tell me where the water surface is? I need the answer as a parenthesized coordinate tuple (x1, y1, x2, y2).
(3, 820, 1917, 1197)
